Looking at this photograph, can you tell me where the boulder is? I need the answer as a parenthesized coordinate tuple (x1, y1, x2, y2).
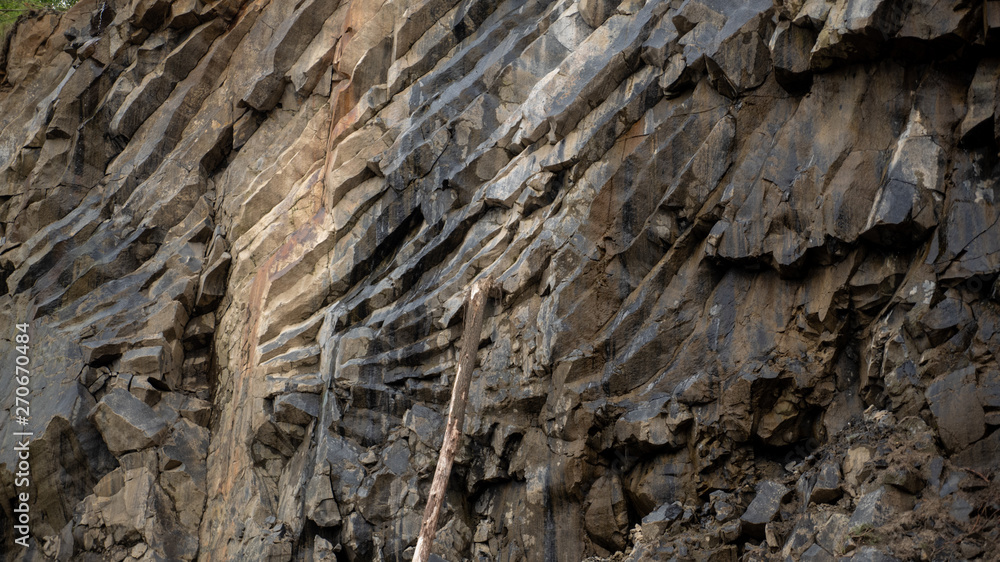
(89, 389, 169, 455)
(926, 367, 985, 452)
(847, 486, 915, 531)
(810, 461, 843, 504)
(585, 474, 630, 550)
(740, 480, 791, 537)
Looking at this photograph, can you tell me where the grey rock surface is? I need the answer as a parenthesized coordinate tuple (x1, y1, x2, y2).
(1, 0, 999, 560)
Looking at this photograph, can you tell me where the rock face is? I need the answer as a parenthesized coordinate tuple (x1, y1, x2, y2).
(0, 0, 999, 560)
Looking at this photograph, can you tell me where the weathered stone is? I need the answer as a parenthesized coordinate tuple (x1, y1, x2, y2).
(711, 490, 737, 523)
(1, 1, 998, 560)
(580, 0, 622, 29)
(128, 376, 167, 406)
(168, 0, 203, 29)
(843, 446, 874, 488)
(705, 4, 773, 97)
(264, 373, 326, 397)
(273, 392, 321, 426)
(119, 347, 168, 377)
(801, 543, 834, 562)
(949, 494, 974, 523)
(978, 369, 1000, 408)
(882, 465, 923, 494)
(182, 313, 216, 350)
(765, 522, 782, 548)
(640, 500, 683, 540)
(196, 251, 230, 309)
(614, 395, 691, 449)
(159, 420, 210, 530)
(847, 486, 915, 531)
(848, 547, 902, 562)
(741, 480, 791, 537)
(896, 0, 978, 45)
(305, 473, 341, 527)
(403, 404, 444, 449)
(952, 428, 1000, 473)
(770, 20, 817, 91)
(926, 367, 985, 453)
(959, 59, 1000, 144)
(814, 512, 849, 555)
(626, 451, 693, 517)
(810, 461, 843, 504)
(586, 474, 630, 550)
(811, 0, 903, 69)
(89, 389, 169, 455)
(673, 371, 716, 405)
(960, 540, 984, 559)
(780, 513, 818, 559)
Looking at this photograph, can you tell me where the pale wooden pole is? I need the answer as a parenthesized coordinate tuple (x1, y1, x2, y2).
(413, 278, 493, 562)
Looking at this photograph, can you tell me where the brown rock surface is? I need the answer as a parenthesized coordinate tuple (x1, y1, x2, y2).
(1, 0, 1000, 560)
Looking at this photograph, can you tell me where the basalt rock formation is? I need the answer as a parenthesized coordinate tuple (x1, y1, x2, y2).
(1, 0, 999, 560)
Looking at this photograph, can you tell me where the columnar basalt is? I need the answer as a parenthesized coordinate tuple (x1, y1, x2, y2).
(1, 0, 998, 560)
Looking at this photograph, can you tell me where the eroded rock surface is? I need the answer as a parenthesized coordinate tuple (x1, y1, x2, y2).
(1, 0, 999, 560)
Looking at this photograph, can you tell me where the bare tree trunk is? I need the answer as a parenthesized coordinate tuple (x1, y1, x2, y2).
(413, 278, 493, 562)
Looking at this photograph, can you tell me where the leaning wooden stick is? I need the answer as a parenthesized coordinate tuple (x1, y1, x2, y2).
(413, 277, 493, 562)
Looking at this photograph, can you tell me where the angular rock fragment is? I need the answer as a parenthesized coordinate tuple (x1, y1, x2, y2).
(182, 313, 216, 350)
(305, 473, 342, 527)
(640, 501, 683, 539)
(959, 59, 1000, 144)
(580, 0, 622, 28)
(814, 512, 849, 555)
(926, 367, 985, 453)
(800, 543, 833, 562)
(770, 21, 816, 91)
(741, 480, 791, 537)
(882, 465, 923, 494)
(120, 346, 168, 377)
(89, 389, 169, 455)
(847, 486, 915, 531)
(810, 461, 843, 504)
(273, 392, 321, 426)
(129, 375, 168, 406)
(811, 0, 904, 69)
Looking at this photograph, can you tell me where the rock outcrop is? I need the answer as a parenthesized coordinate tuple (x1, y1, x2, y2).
(1, 0, 999, 560)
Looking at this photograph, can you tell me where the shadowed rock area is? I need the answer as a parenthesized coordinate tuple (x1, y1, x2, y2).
(1, 0, 999, 560)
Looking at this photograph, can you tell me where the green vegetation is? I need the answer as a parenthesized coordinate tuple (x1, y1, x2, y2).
(1, 1, 78, 38)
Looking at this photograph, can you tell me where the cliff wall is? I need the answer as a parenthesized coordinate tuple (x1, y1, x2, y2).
(0, 0, 998, 560)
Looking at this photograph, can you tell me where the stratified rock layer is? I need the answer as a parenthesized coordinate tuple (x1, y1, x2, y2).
(1, 0, 999, 560)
